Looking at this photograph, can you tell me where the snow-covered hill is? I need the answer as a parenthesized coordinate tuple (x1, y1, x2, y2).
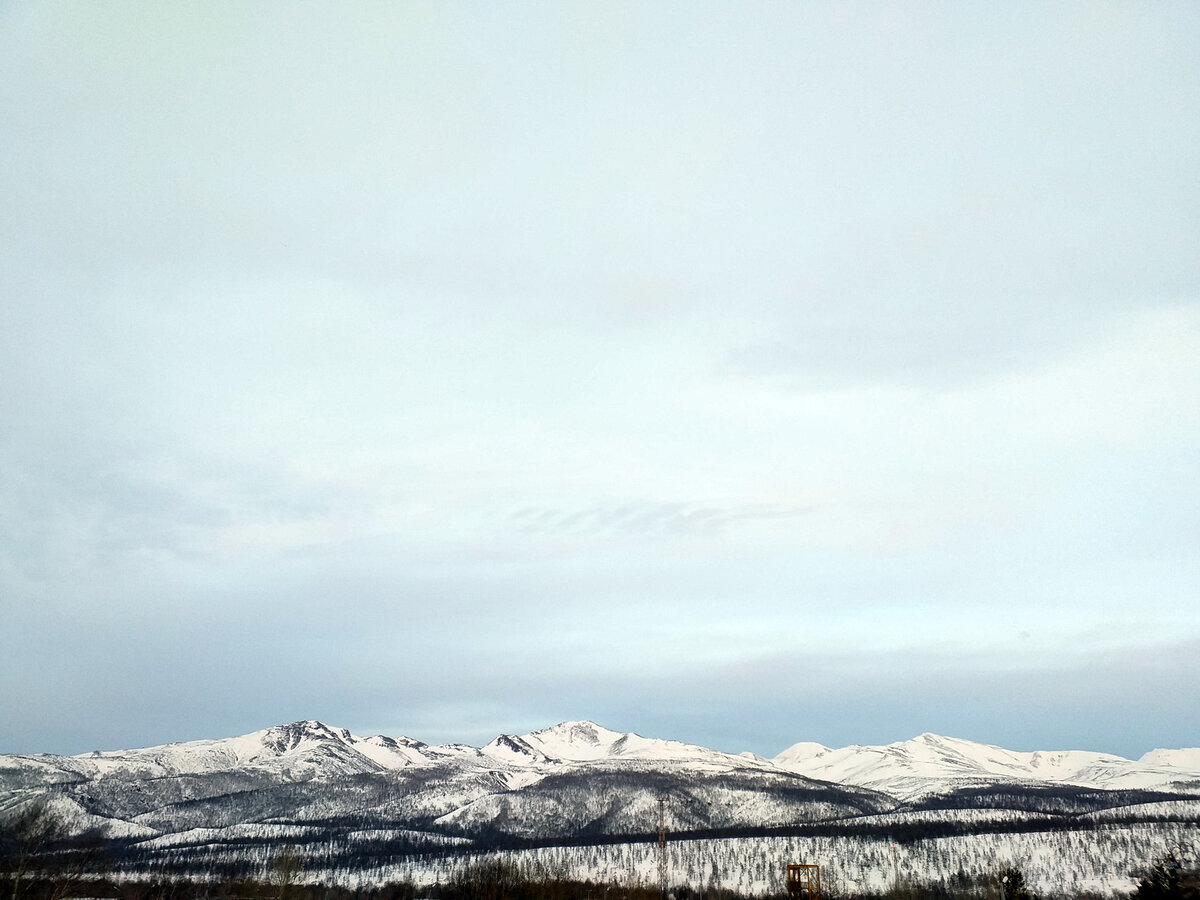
(772, 732, 1200, 799)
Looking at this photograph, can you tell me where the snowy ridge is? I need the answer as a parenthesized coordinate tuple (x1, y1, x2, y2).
(3, 721, 1197, 798)
(68, 720, 439, 779)
(515, 720, 775, 770)
(3, 721, 1198, 798)
(772, 731, 1200, 798)
(1139, 747, 1200, 770)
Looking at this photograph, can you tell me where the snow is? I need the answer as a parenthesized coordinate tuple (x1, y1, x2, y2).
(519, 721, 634, 760)
(7, 719, 1198, 807)
(772, 732, 1198, 797)
(351, 734, 434, 769)
(774, 741, 832, 764)
(481, 734, 552, 766)
(518, 720, 774, 769)
(4, 719, 1199, 897)
(1140, 747, 1200, 769)
(45, 721, 460, 782)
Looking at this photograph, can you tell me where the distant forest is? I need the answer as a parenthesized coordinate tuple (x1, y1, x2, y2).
(3, 800, 1199, 900)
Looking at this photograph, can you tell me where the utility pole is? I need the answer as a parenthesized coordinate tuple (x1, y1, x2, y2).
(657, 795, 668, 900)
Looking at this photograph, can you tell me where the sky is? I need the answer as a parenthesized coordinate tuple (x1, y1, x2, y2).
(1, 2, 1198, 762)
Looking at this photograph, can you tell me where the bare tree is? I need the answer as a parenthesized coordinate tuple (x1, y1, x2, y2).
(0, 800, 70, 900)
(272, 845, 303, 900)
(0, 799, 109, 900)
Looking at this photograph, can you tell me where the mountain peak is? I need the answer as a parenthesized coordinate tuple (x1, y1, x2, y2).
(902, 732, 988, 749)
(261, 721, 352, 754)
(520, 721, 626, 755)
(773, 741, 832, 765)
(521, 722, 647, 761)
(533, 720, 611, 741)
(484, 733, 552, 765)
(1139, 747, 1200, 769)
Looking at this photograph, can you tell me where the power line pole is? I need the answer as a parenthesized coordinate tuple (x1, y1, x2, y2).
(657, 795, 668, 900)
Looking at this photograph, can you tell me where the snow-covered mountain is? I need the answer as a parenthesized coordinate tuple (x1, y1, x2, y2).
(773, 732, 1200, 799)
(2, 721, 1198, 895)
(2, 719, 770, 782)
(1, 719, 1197, 873)
(5, 721, 1197, 802)
(0, 720, 890, 843)
(0, 720, 435, 786)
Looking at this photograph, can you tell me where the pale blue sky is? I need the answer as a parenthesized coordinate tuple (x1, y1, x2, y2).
(1, 1, 1197, 759)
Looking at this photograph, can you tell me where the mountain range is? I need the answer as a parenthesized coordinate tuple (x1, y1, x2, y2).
(2, 720, 1198, 881)
(775, 731, 1200, 799)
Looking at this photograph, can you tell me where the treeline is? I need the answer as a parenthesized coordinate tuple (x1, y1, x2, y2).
(6, 798, 1199, 899)
(11, 857, 1194, 900)
(907, 787, 1195, 816)
(21, 765, 1197, 856)
(455, 809, 1200, 853)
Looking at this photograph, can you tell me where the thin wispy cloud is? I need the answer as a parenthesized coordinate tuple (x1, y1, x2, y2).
(509, 503, 809, 538)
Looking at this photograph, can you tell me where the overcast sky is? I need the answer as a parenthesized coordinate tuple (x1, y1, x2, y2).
(1, 2, 1198, 761)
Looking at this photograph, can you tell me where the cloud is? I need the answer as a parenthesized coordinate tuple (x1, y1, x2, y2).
(508, 502, 810, 539)
(1, 3, 1197, 760)
(622, 636, 1200, 758)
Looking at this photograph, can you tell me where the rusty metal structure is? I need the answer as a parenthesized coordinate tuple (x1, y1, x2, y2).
(786, 864, 821, 900)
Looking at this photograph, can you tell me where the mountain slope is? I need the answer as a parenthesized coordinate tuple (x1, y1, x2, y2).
(2, 721, 1197, 856)
(772, 732, 1200, 799)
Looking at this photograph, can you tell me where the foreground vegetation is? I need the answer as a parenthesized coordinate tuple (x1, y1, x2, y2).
(3, 802, 1197, 900)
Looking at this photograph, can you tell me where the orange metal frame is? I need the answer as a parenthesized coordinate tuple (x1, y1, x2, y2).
(786, 864, 821, 900)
